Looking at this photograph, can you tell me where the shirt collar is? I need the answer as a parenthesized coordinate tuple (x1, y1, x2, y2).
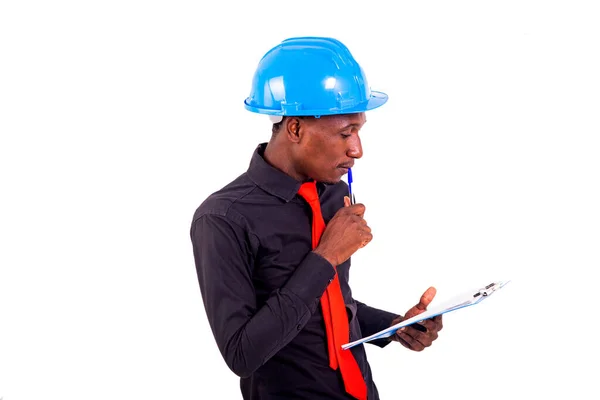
(247, 143, 303, 202)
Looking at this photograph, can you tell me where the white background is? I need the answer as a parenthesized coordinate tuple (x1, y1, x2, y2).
(1, 1, 599, 399)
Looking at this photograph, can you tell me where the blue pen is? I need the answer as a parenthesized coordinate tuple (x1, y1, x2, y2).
(347, 168, 356, 205)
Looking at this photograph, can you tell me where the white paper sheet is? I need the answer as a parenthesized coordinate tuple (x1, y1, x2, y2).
(341, 280, 510, 350)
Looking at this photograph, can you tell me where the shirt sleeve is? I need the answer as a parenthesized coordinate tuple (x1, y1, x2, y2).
(191, 213, 336, 378)
(355, 300, 401, 348)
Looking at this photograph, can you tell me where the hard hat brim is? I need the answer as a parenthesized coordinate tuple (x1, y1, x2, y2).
(244, 91, 388, 117)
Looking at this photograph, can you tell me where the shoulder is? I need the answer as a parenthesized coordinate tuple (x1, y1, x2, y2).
(191, 172, 256, 226)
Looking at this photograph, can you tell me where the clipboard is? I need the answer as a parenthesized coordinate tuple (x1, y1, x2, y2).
(342, 280, 510, 350)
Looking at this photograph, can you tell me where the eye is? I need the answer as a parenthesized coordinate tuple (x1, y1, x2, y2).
(341, 133, 351, 139)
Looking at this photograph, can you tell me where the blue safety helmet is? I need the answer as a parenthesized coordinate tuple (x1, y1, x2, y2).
(244, 37, 388, 117)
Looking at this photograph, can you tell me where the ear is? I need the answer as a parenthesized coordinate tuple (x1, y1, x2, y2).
(284, 117, 303, 144)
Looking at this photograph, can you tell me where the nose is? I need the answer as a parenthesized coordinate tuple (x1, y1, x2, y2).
(347, 134, 363, 159)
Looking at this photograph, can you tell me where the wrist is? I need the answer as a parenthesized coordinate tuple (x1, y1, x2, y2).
(313, 248, 338, 267)
(391, 315, 404, 326)
(389, 315, 404, 342)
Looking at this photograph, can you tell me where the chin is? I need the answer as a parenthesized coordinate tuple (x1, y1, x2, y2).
(320, 175, 342, 185)
(310, 168, 344, 185)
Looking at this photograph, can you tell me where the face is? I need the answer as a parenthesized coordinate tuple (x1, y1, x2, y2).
(289, 113, 366, 184)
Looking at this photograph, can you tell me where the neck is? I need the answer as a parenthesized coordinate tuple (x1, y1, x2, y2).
(263, 139, 305, 182)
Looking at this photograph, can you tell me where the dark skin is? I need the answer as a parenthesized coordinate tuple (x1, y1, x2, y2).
(263, 112, 442, 352)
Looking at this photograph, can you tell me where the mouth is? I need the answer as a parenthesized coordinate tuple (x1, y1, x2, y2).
(337, 166, 352, 175)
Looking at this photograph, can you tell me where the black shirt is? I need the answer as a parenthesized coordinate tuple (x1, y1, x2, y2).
(190, 143, 398, 399)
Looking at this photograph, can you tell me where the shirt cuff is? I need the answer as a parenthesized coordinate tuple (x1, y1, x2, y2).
(283, 251, 336, 308)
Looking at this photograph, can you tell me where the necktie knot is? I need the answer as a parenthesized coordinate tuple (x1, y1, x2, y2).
(297, 181, 319, 203)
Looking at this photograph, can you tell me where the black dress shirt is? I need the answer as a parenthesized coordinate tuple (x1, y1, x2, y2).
(190, 143, 399, 399)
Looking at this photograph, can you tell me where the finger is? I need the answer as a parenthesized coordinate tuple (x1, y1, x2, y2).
(402, 287, 438, 320)
(395, 330, 426, 352)
(344, 196, 351, 207)
(416, 286, 437, 310)
(418, 318, 439, 333)
(412, 321, 428, 333)
(359, 220, 371, 232)
(348, 203, 366, 217)
(402, 327, 437, 348)
(403, 307, 426, 320)
(432, 315, 443, 331)
(360, 218, 369, 227)
(359, 232, 373, 248)
(395, 335, 417, 351)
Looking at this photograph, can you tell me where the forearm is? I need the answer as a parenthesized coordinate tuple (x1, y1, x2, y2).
(210, 252, 334, 377)
(192, 214, 335, 377)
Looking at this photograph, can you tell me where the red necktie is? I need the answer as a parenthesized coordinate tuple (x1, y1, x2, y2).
(297, 181, 367, 400)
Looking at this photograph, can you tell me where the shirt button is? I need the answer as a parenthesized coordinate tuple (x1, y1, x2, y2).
(297, 324, 302, 330)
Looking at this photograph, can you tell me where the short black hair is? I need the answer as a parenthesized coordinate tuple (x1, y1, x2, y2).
(272, 120, 283, 136)
(272, 116, 310, 136)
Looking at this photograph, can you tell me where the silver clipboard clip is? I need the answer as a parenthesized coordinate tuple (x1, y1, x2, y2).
(473, 281, 509, 299)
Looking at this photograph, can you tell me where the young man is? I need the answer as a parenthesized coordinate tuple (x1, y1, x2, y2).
(190, 37, 443, 400)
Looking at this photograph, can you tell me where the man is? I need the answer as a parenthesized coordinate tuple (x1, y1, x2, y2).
(190, 37, 443, 399)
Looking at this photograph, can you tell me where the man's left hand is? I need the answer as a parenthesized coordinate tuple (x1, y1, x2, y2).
(390, 287, 443, 351)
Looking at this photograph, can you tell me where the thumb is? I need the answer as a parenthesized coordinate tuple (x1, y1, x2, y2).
(417, 286, 437, 309)
(403, 286, 437, 319)
(343, 196, 351, 207)
(415, 286, 436, 311)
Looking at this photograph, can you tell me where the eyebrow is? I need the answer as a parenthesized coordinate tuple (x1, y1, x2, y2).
(338, 121, 366, 130)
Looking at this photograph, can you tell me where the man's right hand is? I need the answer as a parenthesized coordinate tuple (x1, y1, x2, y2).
(314, 196, 372, 266)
